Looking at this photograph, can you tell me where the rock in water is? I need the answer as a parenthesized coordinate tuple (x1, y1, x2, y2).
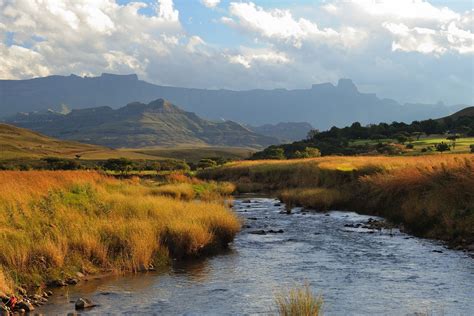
(16, 300, 35, 312)
(75, 298, 96, 310)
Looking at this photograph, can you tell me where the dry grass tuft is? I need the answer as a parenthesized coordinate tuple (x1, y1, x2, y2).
(275, 284, 323, 316)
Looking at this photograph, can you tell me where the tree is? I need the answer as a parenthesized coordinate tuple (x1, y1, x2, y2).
(435, 142, 450, 152)
(103, 158, 134, 174)
(197, 158, 218, 169)
(446, 134, 460, 149)
(292, 147, 321, 159)
(470, 144, 474, 153)
(306, 129, 320, 140)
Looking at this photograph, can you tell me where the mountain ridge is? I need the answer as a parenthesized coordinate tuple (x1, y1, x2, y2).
(0, 73, 467, 130)
(6, 99, 278, 148)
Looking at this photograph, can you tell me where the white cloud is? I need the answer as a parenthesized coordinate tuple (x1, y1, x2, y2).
(224, 2, 365, 49)
(325, 0, 473, 55)
(201, 0, 220, 9)
(227, 49, 290, 68)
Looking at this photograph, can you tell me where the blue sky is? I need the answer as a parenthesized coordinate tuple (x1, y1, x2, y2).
(1, 0, 473, 105)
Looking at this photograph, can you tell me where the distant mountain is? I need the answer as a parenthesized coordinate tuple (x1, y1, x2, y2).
(6, 99, 277, 148)
(0, 74, 467, 129)
(248, 122, 314, 143)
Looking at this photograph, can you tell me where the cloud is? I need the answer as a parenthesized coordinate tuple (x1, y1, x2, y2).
(226, 49, 290, 68)
(224, 2, 366, 49)
(324, 0, 473, 55)
(201, 0, 220, 9)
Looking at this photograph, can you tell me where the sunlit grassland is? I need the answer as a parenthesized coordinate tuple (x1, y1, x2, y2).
(0, 171, 240, 293)
(350, 135, 474, 155)
(199, 154, 474, 245)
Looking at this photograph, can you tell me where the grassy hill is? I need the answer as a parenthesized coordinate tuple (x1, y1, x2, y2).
(0, 123, 254, 164)
(6, 99, 278, 148)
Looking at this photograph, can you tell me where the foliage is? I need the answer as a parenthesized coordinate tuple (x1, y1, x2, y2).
(251, 112, 474, 158)
(435, 142, 450, 152)
(42, 157, 82, 170)
(102, 158, 135, 173)
(197, 158, 218, 169)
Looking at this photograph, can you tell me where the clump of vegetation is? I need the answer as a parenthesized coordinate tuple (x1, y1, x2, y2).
(275, 284, 323, 316)
(0, 171, 240, 292)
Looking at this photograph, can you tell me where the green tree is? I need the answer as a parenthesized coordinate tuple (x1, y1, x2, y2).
(103, 158, 134, 174)
(197, 158, 218, 169)
(435, 142, 450, 152)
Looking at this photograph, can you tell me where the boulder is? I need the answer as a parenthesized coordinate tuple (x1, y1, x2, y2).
(75, 298, 96, 310)
(16, 300, 35, 312)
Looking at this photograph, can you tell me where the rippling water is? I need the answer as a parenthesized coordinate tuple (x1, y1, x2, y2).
(39, 197, 474, 315)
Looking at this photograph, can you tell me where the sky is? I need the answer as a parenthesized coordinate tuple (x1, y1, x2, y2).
(0, 0, 473, 105)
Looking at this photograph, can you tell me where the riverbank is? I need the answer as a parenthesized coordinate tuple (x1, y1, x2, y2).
(0, 171, 240, 312)
(199, 154, 474, 251)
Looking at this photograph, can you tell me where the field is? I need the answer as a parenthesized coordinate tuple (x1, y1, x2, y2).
(350, 135, 474, 155)
(199, 154, 474, 247)
(0, 171, 240, 294)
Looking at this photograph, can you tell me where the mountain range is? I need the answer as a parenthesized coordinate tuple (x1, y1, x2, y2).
(0, 73, 467, 130)
(6, 99, 277, 148)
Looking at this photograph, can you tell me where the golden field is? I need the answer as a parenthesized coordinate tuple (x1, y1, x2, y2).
(199, 154, 474, 246)
(0, 171, 240, 294)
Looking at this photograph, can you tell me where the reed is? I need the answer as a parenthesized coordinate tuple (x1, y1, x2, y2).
(0, 171, 240, 292)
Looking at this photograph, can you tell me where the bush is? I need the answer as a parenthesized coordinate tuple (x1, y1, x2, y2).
(42, 157, 81, 170)
(197, 159, 218, 169)
(405, 143, 414, 149)
(292, 147, 321, 159)
(470, 144, 474, 153)
(102, 158, 134, 174)
(435, 142, 450, 152)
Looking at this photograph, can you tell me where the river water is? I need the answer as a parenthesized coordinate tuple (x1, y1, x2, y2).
(39, 197, 473, 315)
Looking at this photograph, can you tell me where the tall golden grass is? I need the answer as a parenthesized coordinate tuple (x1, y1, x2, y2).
(200, 154, 474, 245)
(0, 171, 240, 292)
(275, 284, 323, 316)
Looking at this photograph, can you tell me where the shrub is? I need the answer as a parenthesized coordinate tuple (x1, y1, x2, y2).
(198, 159, 218, 169)
(435, 142, 450, 152)
(470, 144, 474, 153)
(102, 158, 134, 174)
(275, 284, 323, 316)
(405, 143, 414, 149)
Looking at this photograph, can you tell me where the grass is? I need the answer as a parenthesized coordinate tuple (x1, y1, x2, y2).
(199, 154, 474, 246)
(349, 135, 474, 155)
(275, 284, 323, 316)
(0, 171, 240, 294)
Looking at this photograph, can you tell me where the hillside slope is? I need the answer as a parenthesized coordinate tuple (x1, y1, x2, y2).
(0, 123, 107, 159)
(0, 74, 466, 129)
(6, 99, 277, 148)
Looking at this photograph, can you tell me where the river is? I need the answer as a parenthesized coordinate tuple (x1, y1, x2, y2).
(38, 197, 474, 315)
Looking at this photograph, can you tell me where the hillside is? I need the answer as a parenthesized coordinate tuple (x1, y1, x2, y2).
(0, 74, 466, 129)
(251, 106, 474, 159)
(6, 99, 277, 148)
(438, 106, 474, 121)
(0, 123, 111, 160)
(248, 122, 313, 143)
